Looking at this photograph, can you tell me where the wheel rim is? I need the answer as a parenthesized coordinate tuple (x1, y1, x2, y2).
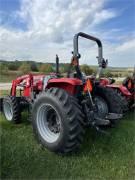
(3, 101, 13, 121)
(36, 104, 61, 143)
(94, 96, 108, 118)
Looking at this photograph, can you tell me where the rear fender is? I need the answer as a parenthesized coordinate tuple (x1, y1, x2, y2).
(46, 78, 83, 95)
(119, 85, 132, 96)
(107, 84, 132, 96)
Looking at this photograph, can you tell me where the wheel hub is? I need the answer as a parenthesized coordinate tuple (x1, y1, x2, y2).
(3, 101, 13, 121)
(47, 111, 60, 133)
(37, 104, 61, 143)
(94, 96, 108, 118)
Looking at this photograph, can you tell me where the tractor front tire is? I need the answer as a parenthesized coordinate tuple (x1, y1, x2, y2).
(3, 96, 21, 123)
(32, 88, 85, 154)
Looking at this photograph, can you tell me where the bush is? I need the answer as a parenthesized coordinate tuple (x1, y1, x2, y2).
(8, 63, 19, 71)
(19, 63, 31, 74)
(30, 62, 38, 72)
(60, 64, 70, 73)
(81, 64, 94, 75)
(101, 70, 114, 78)
(39, 64, 53, 73)
(0, 63, 8, 75)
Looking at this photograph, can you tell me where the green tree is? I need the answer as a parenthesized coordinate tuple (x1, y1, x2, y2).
(30, 62, 38, 72)
(19, 63, 31, 74)
(60, 64, 70, 73)
(81, 64, 94, 75)
(8, 63, 19, 71)
(0, 63, 8, 75)
(103, 71, 113, 78)
(39, 64, 53, 73)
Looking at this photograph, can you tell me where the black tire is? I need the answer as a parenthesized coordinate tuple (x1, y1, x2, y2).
(94, 95, 109, 119)
(3, 96, 21, 123)
(0, 98, 3, 112)
(27, 100, 33, 122)
(94, 86, 123, 115)
(114, 89, 129, 112)
(32, 88, 85, 154)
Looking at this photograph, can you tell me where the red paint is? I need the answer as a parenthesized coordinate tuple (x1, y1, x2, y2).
(10, 74, 83, 97)
(11, 74, 34, 97)
(100, 78, 110, 86)
(47, 78, 82, 95)
(48, 78, 82, 86)
(99, 77, 133, 100)
(107, 84, 132, 97)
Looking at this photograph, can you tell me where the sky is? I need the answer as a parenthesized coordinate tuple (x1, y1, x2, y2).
(0, 0, 135, 67)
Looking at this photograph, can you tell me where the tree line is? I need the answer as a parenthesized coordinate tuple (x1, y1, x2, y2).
(0, 60, 126, 78)
(0, 60, 95, 75)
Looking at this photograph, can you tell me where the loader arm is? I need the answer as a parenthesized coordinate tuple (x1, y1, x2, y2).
(11, 74, 33, 96)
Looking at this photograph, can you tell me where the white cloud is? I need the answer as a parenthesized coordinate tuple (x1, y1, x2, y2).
(116, 39, 135, 52)
(18, 0, 112, 41)
(0, 0, 134, 67)
(103, 39, 135, 67)
(92, 9, 117, 25)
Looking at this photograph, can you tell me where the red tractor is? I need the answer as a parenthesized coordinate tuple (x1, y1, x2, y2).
(99, 71, 135, 111)
(1, 32, 124, 154)
(122, 72, 135, 108)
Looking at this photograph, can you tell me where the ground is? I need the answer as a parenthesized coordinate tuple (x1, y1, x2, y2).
(0, 111, 135, 180)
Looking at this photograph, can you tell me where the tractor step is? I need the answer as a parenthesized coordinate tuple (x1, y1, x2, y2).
(105, 113, 123, 120)
(94, 117, 110, 126)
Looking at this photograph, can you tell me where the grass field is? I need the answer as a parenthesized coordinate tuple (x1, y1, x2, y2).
(0, 110, 135, 179)
(0, 71, 21, 82)
(0, 71, 41, 83)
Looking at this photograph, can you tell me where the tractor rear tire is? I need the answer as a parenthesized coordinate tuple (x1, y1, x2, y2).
(3, 96, 21, 123)
(32, 88, 85, 154)
(114, 90, 129, 112)
(94, 86, 123, 120)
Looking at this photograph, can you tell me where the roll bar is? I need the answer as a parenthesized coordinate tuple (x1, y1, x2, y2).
(73, 32, 103, 66)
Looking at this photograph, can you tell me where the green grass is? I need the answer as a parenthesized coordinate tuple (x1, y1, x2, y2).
(0, 111, 135, 180)
(0, 71, 41, 83)
(0, 74, 16, 83)
(0, 71, 21, 82)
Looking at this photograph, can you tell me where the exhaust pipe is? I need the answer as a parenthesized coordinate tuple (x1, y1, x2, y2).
(56, 54, 60, 76)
